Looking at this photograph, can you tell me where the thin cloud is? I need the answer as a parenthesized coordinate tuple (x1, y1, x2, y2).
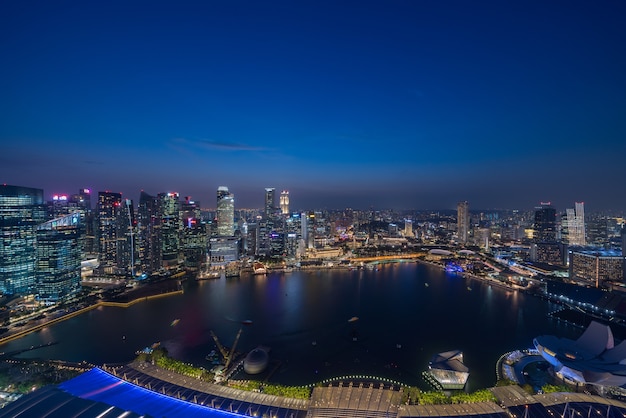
(173, 137, 267, 152)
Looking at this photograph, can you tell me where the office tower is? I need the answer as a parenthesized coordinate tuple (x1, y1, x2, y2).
(72, 188, 95, 256)
(47, 194, 70, 219)
(36, 213, 81, 301)
(123, 199, 136, 275)
(302, 211, 315, 249)
(138, 191, 161, 274)
(181, 197, 206, 270)
(280, 190, 290, 215)
(0, 185, 45, 295)
(97, 191, 128, 274)
(457, 201, 469, 244)
(216, 186, 235, 237)
(587, 217, 608, 247)
(563, 202, 586, 246)
(404, 220, 413, 238)
(158, 192, 181, 269)
(534, 203, 557, 242)
(264, 188, 275, 219)
(622, 227, 626, 283)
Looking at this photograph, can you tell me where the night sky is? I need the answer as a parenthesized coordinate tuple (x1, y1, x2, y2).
(1, 1, 625, 211)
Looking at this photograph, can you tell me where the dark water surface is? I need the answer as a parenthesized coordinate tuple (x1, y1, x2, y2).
(2, 262, 581, 390)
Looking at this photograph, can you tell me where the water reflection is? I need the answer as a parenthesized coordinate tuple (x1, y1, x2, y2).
(1, 263, 580, 389)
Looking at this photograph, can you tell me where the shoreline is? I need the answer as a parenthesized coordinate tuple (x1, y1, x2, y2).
(0, 289, 183, 346)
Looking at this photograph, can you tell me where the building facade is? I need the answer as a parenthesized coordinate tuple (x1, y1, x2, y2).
(457, 201, 469, 244)
(157, 192, 181, 269)
(534, 203, 557, 243)
(137, 191, 161, 274)
(0, 185, 46, 294)
(569, 249, 623, 288)
(563, 202, 586, 246)
(264, 188, 275, 219)
(97, 192, 133, 275)
(216, 186, 234, 237)
(36, 213, 82, 301)
(280, 190, 289, 215)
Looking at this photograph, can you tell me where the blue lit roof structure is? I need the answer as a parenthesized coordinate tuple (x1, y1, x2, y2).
(59, 368, 246, 418)
(0, 385, 147, 418)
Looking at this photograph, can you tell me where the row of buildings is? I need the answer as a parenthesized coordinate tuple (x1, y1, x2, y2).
(456, 200, 626, 289)
(0, 184, 323, 302)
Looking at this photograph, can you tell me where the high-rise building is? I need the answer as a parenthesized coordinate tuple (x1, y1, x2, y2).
(36, 213, 81, 301)
(72, 188, 95, 257)
(457, 201, 469, 244)
(181, 197, 206, 270)
(0, 185, 45, 295)
(563, 202, 586, 246)
(97, 191, 128, 274)
(264, 188, 275, 219)
(157, 192, 181, 269)
(622, 227, 626, 283)
(138, 191, 161, 274)
(534, 203, 557, 242)
(404, 219, 414, 238)
(216, 186, 235, 237)
(280, 190, 289, 215)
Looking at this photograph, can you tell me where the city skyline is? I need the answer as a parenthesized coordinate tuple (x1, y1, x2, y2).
(1, 1, 625, 210)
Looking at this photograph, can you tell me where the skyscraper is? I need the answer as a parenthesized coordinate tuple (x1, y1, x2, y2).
(138, 191, 161, 274)
(534, 203, 557, 242)
(216, 186, 235, 237)
(264, 188, 275, 219)
(562, 202, 586, 246)
(457, 201, 469, 244)
(622, 226, 626, 283)
(158, 192, 181, 269)
(36, 213, 81, 301)
(280, 190, 290, 215)
(0, 185, 45, 294)
(97, 191, 125, 274)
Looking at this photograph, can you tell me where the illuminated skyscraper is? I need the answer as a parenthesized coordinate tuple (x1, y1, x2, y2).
(36, 213, 81, 301)
(563, 202, 586, 246)
(0, 185, 45, 294)
(280, 190, 289, 215)
(138, 191, 160, 274)
(264, 188, 275, 219)
(181, 197, 206, 270)
(404, 219, 413, 238)
(217, 186, 235, 237)
(97, 191, 126, 274)
(534, 203, 557, 242)
(157, 192, 181, 269)
(457, 201, 469, 244)
(622, 226, 626, 282)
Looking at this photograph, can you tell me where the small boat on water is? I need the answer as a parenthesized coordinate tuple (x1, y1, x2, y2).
(197, 269, 221, 280)
(348, 316, 359, 323)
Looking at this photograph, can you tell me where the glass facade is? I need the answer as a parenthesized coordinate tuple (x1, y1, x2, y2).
(97, 191, 124, 274)
(0, 185, 45, 295)
(36, 213, 81, 301)
(216, 187, 234, 237)
(158, 192, 180, 269)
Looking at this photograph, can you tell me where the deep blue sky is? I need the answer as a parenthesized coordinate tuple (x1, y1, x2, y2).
(1, 1, 625, 211)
